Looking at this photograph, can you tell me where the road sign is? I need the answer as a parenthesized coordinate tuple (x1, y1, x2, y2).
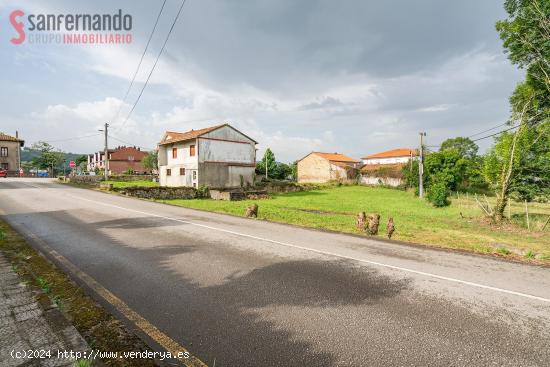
(69, 161, 76, 168)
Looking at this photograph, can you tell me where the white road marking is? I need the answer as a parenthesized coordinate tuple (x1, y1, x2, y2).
(64, 191, 550, 304)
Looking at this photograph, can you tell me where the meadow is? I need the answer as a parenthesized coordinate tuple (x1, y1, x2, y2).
(160, 185, 550, 262)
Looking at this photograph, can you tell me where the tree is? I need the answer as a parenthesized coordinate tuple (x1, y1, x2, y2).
(31, 142, 64, 176)
(424, 149, 468, 192)
(75, 155, 88, 172)
(496, 0, 550, 111)
(256, 148, 277, 178)
(272, 162, 293, 180)
(485, 85, 549, 210)
(142, 151, 158, 172)
(440, 137, 479, 159)
(489, 0, 550, 221)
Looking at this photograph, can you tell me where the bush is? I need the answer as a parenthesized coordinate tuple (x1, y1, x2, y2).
(197, 184, 210, 198)
(427, 182, 450, 207)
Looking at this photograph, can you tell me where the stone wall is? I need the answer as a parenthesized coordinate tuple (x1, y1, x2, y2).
(114, 186, 197, 200)
(254, 180, 304, 193)
(68, 176, 103, 186)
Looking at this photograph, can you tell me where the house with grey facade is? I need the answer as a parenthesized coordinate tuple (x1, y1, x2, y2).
(157, 124, 257, 188)
(0, 132, 24, 176)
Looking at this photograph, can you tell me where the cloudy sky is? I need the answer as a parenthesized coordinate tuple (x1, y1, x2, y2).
(0, 0, 522, 161)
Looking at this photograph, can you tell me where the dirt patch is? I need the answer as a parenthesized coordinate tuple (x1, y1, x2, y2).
(0, 219, 158, 367)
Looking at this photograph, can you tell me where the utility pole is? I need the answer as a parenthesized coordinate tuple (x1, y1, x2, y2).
(265, 156, 268, 179)
(99, 123, 109, 180)
(419, 132, 426, 198)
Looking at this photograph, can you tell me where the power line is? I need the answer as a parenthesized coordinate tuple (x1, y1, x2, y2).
(108, 134, 155, 151)
(467, 122, 509, 138)
(118, 0, 188, 130)
(471, 124, 520, 142)
(111, 0, 167, 127)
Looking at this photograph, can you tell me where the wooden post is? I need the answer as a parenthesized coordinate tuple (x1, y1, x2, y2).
(524, 200, 530, 231)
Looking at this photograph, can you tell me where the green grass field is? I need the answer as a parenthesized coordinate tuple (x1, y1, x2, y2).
(160, 186, 550, 262)
(105, 180, 159, 188)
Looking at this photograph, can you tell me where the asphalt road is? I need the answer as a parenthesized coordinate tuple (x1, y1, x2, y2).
(1, 178, 549, 366)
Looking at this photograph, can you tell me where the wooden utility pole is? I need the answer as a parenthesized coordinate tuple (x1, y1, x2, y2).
(99, 123, 109, 180)
(419, 132, 426, 198)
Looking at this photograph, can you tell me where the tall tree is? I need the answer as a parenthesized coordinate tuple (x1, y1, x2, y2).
(440, 137, 479, 159)
(496, 0, 550, 109)
(30, 142, 64, 176)
(142, 151, 158, 172)
(490, 1, 550, 221)
(256, 148, 277, 178)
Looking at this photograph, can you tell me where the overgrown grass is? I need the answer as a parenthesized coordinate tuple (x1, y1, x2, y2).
(161, 186, 550, 262)
(104, 180, 159, 189)
(0, 220, 157, 367)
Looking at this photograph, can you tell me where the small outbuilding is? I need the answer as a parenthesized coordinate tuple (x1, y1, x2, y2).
(297, 152, 361, 183)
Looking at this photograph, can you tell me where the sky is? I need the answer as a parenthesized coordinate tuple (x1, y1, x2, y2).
(0, 0, 522, 162)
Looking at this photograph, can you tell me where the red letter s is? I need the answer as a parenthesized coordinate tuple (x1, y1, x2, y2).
(10, 10, 26, 45)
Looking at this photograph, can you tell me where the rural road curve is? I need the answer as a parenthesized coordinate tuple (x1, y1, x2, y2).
(1, 178, 549, 366)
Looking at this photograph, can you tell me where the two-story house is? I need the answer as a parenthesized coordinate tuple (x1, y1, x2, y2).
(158, 123, 257, 188)
(0, 132, 24, 175)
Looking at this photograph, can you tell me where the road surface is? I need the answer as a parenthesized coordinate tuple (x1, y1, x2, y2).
(1, 178, 549, 366)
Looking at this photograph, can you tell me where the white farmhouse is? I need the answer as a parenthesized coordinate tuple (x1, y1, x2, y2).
(157, 124, 257, 188)
(360, 148, 418, 187)
(361, 148, 417, 165)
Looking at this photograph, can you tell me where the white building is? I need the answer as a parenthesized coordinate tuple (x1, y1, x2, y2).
(360, 148, 417, 187)
(361, 148, 417, 165)
(158, 124, 257, 188)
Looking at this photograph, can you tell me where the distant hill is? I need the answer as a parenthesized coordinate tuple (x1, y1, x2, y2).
(21, 147, 86, 163)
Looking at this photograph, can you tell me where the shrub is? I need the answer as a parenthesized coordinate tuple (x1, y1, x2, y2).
(197, 184, 210, 198)
(427, 182, 450, 207)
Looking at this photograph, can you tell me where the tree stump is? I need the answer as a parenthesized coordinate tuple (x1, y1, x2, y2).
(245, 204, 258, 218)
(356, 212, 367, 232)
(386, 217, 395, 239)
(366, 213, 380, 235)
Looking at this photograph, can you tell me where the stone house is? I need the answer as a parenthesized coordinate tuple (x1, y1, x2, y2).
(0, 132, 24, 175)
(297, 152, 361, 183)
(157, 123, 257, 188)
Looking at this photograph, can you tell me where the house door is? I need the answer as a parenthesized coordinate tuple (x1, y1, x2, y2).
(191, 170, 198, 188)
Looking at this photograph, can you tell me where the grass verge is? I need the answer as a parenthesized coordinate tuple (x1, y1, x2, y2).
(159, 186, 550, 264)
(104, 180, 159, 189)
(0, 219, 157, 367)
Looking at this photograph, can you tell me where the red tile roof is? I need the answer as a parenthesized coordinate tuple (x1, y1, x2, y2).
(312, 152, 360, 163)
(0, 132, 22, 142)
(362, 148, 417, 160)
(159, 124, 226, 145)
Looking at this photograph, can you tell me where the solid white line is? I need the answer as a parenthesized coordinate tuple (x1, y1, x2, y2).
(62, 191, 550, 304)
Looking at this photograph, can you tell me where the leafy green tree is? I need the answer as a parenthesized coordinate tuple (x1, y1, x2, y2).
(496, 0, 550, 111)
(440, 137, 479, 159)
(256, 148, 277, 178)
(31, 142, 64, 176)
(424, 149, 468, 192)
(75, 155, 88, 172)
(489, 1, 550, 220)
(142, 151, 158, 172)
(439, 137, 485, 190)
(272, 162, 293, 180)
